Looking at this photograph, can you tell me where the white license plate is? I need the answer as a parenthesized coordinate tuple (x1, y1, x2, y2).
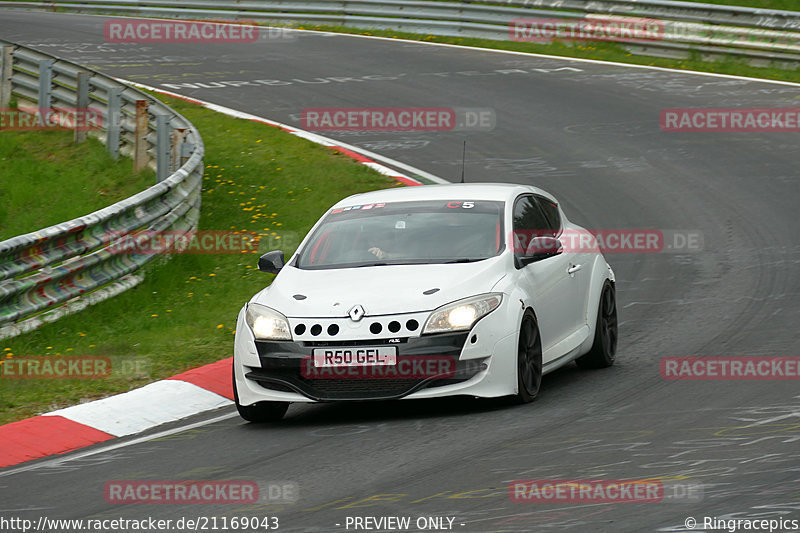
(312, 347, 397, 368)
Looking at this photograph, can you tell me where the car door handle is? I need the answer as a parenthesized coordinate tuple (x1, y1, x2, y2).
(567, 264, 582, 275)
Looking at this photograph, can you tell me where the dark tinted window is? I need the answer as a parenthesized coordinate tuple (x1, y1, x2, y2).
(513, 195, 552, 234)
(513, 196, 549, 232)
(512, 195, 554, 262)
(534, 195, 561, 232)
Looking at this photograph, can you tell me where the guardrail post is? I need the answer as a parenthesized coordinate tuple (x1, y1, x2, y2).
(106, 87, 122, 160)
(74, 71, 89, 143)
(133, 99, 149, 171)
(0, 46, 12, 131)
(0, 46, 12, 107)
(156, 113, 170, 182)
(38, 59, 54, 113)
(170, 128, 184, 173)
(180, 135, 194, 167)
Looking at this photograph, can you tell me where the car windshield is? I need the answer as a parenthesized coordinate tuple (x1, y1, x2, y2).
(296, 200, 505, 269)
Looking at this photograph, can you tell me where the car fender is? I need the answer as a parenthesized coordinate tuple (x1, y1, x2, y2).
(490, 270, 538, 394)
(579, 257, 615, 354)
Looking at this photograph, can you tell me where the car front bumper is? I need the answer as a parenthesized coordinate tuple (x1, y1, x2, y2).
(233, 304, 519, 404)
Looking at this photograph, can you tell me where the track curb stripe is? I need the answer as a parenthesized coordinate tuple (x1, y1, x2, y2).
(168, 357, 234, 400)
(0, 415, 114, 468)
(43, 380, 232, 438)
(1, 358, 235, 469)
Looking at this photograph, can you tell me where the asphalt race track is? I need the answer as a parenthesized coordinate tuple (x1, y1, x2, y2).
(1, 11, 799, 533)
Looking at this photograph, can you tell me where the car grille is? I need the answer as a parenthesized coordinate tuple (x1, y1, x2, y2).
(247, 368, 427, 400)
(247, 332, 481, 400)
(246, 360, 483, 401)
(302, 378, 418, 397)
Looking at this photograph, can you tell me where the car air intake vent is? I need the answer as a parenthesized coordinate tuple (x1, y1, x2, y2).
(257, 381, 294, 393)
(292, 317, 423, 338)
(304, 378, 418, 396)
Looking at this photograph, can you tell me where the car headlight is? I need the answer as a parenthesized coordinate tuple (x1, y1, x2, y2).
(422, 293, 503, 334)
(246, 303, 292, 341)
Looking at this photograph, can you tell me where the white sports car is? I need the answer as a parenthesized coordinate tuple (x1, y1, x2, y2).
(233, 183, 617, 421)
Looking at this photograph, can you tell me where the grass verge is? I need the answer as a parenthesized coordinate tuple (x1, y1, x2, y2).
(0, 131, 155, 240)
(0, 94, 401, 425)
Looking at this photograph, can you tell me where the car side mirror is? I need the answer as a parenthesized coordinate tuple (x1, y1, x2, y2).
(258, 250, 285, 273)
(520, 236, 562, 265)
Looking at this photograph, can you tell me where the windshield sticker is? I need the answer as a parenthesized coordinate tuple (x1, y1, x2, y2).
(330, 203, 386, 214)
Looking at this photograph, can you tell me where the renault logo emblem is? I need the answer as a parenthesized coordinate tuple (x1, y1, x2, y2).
(348, 304, 365, 322)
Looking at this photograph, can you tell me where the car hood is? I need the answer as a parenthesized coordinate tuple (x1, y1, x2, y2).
(252, 257, 508, 317)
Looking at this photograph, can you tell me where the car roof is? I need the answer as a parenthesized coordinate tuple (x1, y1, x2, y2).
(334, 182, 555, 207)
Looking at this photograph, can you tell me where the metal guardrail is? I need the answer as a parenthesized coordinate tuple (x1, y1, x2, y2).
(1, 0, 799, 65)
(0, 39, 204, 339)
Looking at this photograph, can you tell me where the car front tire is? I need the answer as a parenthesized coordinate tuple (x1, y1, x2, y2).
(576, 280, 617, 369)
(514, 310, 543, 403)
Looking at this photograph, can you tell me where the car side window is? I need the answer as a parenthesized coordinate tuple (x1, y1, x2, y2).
(533, 195, 561, 234)
(513, 195, 553, 265)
